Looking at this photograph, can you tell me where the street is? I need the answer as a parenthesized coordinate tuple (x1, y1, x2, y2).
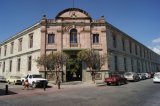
(0, 79, 160, 106)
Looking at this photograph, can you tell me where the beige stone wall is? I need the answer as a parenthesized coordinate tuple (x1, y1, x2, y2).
(0, 24, 41, 77)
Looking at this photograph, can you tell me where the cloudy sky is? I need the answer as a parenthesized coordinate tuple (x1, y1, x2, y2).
(0, 0, 160, 54)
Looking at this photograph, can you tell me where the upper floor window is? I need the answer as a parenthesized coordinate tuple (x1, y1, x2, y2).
(18, 38, 23, 52)
(48, 34, 55, 44)
(10, 42, 14, 54)
(93, 34, 99, 44)
(29, 33, 33, 48)
(4, 45, 7, 56)
(135, 44, 138, 55)
(112, 34, 117, 48)
(0, 47, 1, 56)
(129, 41, 132, 53)
(122, 38, 125, 51)
(70, 29, 77, 43)
(140, 47, 142, 57)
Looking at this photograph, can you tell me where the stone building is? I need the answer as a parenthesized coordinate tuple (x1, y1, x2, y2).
(0, 8, 160, 82)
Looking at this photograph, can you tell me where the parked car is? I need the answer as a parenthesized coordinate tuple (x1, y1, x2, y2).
(7, 76, 22, 85)
(25, 74, 48, 88)
(0, 75, 6, 82)
(143, 73, 151, 79)
(124, 72, 140, 82)
(153, 72, 160, 83)
(104, 74, 127, 86)
(137, 73, 146, 80)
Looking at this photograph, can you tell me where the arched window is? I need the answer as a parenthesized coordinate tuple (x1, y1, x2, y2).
(70, 29, 77, 43)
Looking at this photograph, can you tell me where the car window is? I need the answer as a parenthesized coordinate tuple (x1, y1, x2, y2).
(29, 75, 32, 78)
(32, 75, 42, 78)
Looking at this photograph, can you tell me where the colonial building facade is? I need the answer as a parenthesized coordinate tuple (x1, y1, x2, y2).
(0, 8, 160, 82)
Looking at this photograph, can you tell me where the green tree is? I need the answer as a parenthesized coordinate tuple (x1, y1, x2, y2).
(35, 52, 68, 89)
(77, 49, 107, 83)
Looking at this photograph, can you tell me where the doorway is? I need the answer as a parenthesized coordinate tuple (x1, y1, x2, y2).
(66, 54, 82, 82)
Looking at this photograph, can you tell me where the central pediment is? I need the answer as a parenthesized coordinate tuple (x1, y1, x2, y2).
(55, 8, 92, 20)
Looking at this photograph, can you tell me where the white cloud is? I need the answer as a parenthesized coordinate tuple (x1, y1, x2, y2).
(152, 46, 160, 55)
(152, 37, 160, 43)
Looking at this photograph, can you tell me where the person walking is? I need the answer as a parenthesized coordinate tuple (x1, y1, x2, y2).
(22, 79, 29, 90)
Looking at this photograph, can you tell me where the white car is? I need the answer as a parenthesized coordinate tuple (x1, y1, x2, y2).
(26, 74, 48, 88)
(0, 75, 6, 82)
(153, 72, 160, 83)
(7, 76, 22, 85)
(124, 72, 140, 81)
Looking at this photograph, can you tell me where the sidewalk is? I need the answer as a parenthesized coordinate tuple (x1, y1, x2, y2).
(0, 81, 97, 99)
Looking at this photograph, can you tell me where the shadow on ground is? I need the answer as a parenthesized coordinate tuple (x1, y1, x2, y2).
(0, 89, 17, 96)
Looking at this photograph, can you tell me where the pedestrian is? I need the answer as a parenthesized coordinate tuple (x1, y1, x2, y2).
(22, 79, 29, 90)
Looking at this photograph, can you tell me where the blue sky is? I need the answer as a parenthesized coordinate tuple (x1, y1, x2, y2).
(0, 0, 160, 54)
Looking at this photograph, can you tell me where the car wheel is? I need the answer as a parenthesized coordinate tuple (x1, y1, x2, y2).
(116, 81, 121, 86)
(107, 83, 110, 86)
(32, 82, 36, 88)
(124, 80, 128, 84)
(8, 80, 10, 84)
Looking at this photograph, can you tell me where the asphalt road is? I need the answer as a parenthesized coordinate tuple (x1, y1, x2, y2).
(0, 79, 160, 106)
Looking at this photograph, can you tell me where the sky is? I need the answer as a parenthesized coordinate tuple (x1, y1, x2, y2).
(0, 0, 160, 54)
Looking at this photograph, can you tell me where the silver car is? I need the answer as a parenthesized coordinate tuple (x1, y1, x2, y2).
(124, 72, 140, 81)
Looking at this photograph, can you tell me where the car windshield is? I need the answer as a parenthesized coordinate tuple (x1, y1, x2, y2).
(32, 75, 42, 78)
(0, 76, 5, 78)
(125, 73, 132, 76)
(10, 76, 21, 79)
(154, 73, 160, 77)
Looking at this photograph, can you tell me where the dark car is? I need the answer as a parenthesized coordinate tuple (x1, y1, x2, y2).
(104, 74, 127, 86)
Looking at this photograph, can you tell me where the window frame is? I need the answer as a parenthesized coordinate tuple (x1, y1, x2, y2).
(48, 34, 55, 44)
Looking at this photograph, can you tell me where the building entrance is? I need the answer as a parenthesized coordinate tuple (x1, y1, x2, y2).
(66, 54, 82, 82)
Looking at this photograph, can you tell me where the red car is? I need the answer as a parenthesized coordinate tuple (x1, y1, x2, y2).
(104, 74, 127, 86)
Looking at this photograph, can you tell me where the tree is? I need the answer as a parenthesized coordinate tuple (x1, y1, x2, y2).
(51, 51, 69, 89)
(77, 49, 107, 83)
(35, 52, 68, 89)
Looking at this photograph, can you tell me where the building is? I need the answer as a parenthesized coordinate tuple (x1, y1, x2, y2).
(0, 8, 160, 82)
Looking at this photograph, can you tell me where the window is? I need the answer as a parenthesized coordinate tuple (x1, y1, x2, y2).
(0, 47, 1, 56)
(4, 45, 7, 56)
(70, 29, 77, 43)
(48, 34, 55, 44)
(131, 58, 134, 72)
(122, 38, 125, 51)
(140, 47, 142, 57)
(17, 58, 21, 71)
(129, 41, 132, 53)
(28, 56, 32, 71)
(0, 62, 1, 68)
(114, 56, 118, 71)
(93, 34, 99, 44)
(10, 42, 14, 54)
(124, 58, 127, 71)
(18, 38, 22, 51)
(29, 34, 33, 48)
(135, 44, 138, 55)
(3, 61, 5, 72)
(112, 34, 117, 48)
(9, 60, 12, 72)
